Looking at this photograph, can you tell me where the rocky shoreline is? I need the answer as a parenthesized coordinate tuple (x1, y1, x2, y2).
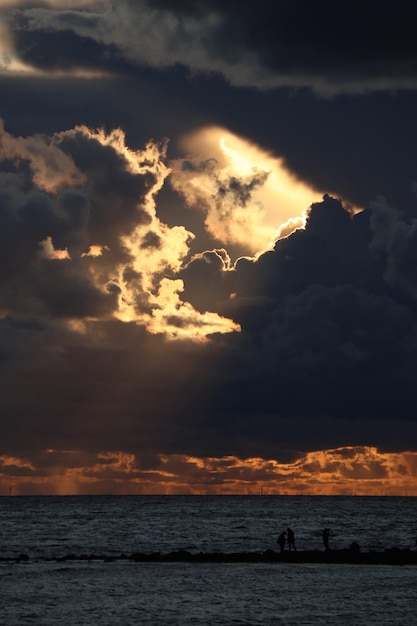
(3, 548, 417, 565)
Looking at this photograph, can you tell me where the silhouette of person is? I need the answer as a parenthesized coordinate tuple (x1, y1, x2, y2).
(350, 541, 360, 553)
(287, 527, 296, 551)
(277, 531, 286, 553)
(322, 528, 330, 551)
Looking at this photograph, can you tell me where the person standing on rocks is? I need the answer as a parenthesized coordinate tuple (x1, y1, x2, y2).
(287, 527, 296, 551)
(277, 531, 286, 553)
(323, 528, 330, 550)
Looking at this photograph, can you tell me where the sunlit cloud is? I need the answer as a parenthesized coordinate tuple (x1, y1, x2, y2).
(75, 129, 241, 338)
(8, 1, 415, 95)
(0, 11, 105, 80)
(2, 446, 416, 496)
(145, 278, 240, 339)
(81, 244, 109, 257)
(0, 120, 86, 192)
(0, 1, 96, 6)
(0, 455, 35, 471)
(0, 4, 112, 78)
(170, 127, 323, 256)
(0, 121, 240, 340)
(39, 236, 71, 260)
(0, 44, 33, 74)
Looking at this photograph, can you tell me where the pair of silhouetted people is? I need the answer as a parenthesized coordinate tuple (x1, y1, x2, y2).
(277, 527, 296, 553)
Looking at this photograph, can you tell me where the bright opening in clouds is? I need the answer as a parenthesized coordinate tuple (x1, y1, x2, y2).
(171, 127, 323, 256)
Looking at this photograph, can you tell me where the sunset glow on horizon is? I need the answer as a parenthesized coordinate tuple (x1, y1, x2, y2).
(2, 446, 416, 497)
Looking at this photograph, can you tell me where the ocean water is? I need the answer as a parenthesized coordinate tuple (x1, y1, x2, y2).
(0, 496, 416, 625)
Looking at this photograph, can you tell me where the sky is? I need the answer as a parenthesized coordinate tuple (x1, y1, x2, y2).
(1, 0, 417, 495)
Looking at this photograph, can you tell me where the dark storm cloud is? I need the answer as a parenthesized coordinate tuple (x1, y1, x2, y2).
(3, 10, 417, 217)
(0, 121, 161, 319)
(2, 115, 417, 463)
(0, 176, 111, 318)
(179, 249, 235, 313)
(3, 69, 417, 218)
(13, 26, 114, 73)
(175, 195, 417, 457)
(3, 194, 417, 465)
(2, 1, 417, 477)
(55, 128, 154, 246)
(35, 258, 117, 318)
(7, 0, 417, 94)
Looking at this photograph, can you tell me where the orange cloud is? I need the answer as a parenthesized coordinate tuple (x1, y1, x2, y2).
(1, 446, 416, 496)
(39, 237, 71, 260)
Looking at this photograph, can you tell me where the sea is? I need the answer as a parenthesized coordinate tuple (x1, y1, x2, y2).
(0, 495, 416, 625)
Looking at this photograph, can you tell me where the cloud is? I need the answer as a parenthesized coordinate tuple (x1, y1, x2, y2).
(3, 121, 417, 470)
(6, 1, 417, 94)
(2, 169, 417, 493)
(173, 195, 417, 459)
(0, 121, 238, 335)
(178, 249, 236, 314)
(2, 32, 417, 219)
(0, 119, 86, 192)
(2, 4, 417, 497)
(369, 196, 417, 298)
(2, 446, 417, 495)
